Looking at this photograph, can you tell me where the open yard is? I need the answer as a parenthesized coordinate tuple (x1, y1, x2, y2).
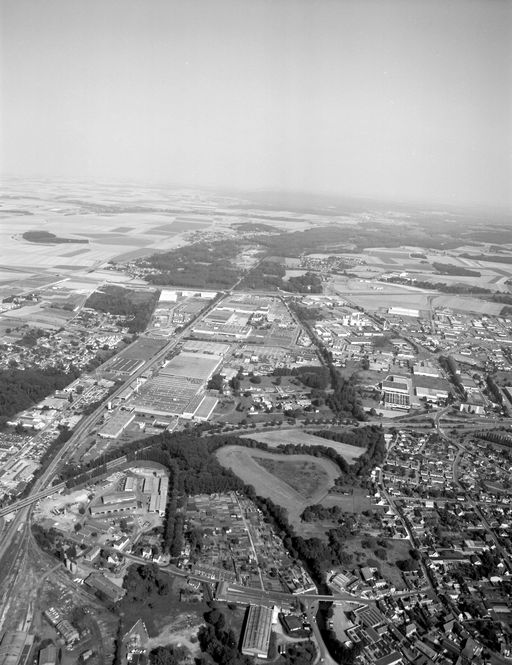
(241, 428, 365, 463)
(321, 488, 372, 514)
(430, 294, 504, 315)
(118, 575, 208, 638)
(343, 536, 412, 591)
(215, 445, 341, 532)
(255, 456, 333, 501)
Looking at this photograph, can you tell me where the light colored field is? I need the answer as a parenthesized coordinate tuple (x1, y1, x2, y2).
(347, 293, 431, 311)
(431, 295, 504, 315)
(216, 445, 341, 529)
(0, 210, 190, 276)
(413, 271, 510, 291)
(241, 428, 365, 462)
(285, 269, 308, 278)
(255, 456, 332, 500)
(2, 303, 75, 328)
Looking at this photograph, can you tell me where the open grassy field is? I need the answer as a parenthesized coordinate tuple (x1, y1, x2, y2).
(343, 536, 412, 590)
(431, 294, 504, 315)
(241, 428, 365, 463)
(255, 456, 333, 500)
(118, 574, 208, 637)
(321, 488, 371, 514)
(330, 276, 432, 311)
(216, 445, 341, 532)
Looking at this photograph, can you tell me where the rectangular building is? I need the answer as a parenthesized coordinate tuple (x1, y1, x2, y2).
(382, 375, 412, 409)
(38, 645, 57, 665)
(241, 605, 273, 659)
(90, 499, 137, 516)
(0, 632, 34, 665)
(85, 573, 126, 603)
(98, 411, 135, 439)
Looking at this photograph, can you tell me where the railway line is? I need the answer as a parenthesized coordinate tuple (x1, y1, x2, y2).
(0, 291, 226, 569)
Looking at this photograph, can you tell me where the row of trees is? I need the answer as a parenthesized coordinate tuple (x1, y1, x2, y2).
(327, 368, 366, 421)
(432, 261, 481, 277)
(162, 464, 186, 557)
(289, 299, 368, 421)
(474, 429, 512, 449)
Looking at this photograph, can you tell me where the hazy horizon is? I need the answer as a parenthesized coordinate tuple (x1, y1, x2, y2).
(1, 0, 511, 211)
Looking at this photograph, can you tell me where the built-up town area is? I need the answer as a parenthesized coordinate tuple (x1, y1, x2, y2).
(0, 184, 512, 665)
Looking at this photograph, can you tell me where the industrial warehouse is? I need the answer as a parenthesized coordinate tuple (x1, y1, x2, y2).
(241, 605, 275, 659)
(133, 350, 222, 418)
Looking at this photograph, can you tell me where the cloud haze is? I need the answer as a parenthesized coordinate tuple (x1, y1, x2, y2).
(1, 0, 511, 208)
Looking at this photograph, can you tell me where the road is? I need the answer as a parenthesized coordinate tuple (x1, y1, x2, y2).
(0, 291, 226, 569)
(303, 601, 338, 665)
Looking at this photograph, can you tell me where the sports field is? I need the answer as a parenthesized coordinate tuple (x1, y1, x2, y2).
(215, 445, 341, 531)
(240, 429, 365, 462)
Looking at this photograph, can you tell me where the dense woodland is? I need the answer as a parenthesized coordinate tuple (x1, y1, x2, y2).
(327, 368, 366, 421)
(432, 262, 481, 277)
(85, 285, 160, 333)
(198, 605, 253, 665)
(272, 365, 330, 390)
(386, 275, 492, 295)
(142, 240, 241, 289)
(0, 367, 77, 425)
(460, 253, 512, 264)
(236, 259, 322, 293)
(250, 224, 475, 256)
(22, 230, 88, 244)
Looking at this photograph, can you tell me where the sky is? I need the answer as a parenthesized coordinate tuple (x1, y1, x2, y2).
(1, 0, 511, 208)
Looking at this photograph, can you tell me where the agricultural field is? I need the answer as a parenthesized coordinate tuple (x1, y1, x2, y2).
(0, 184, 217, 300)
(412, 271, 511, 292)
(2, 302, 76, 329)
(430, 294, 504, 315)
(241, 428, 365, 463)
(215, 445, 341, 531)
(329, 276, 433, 312)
